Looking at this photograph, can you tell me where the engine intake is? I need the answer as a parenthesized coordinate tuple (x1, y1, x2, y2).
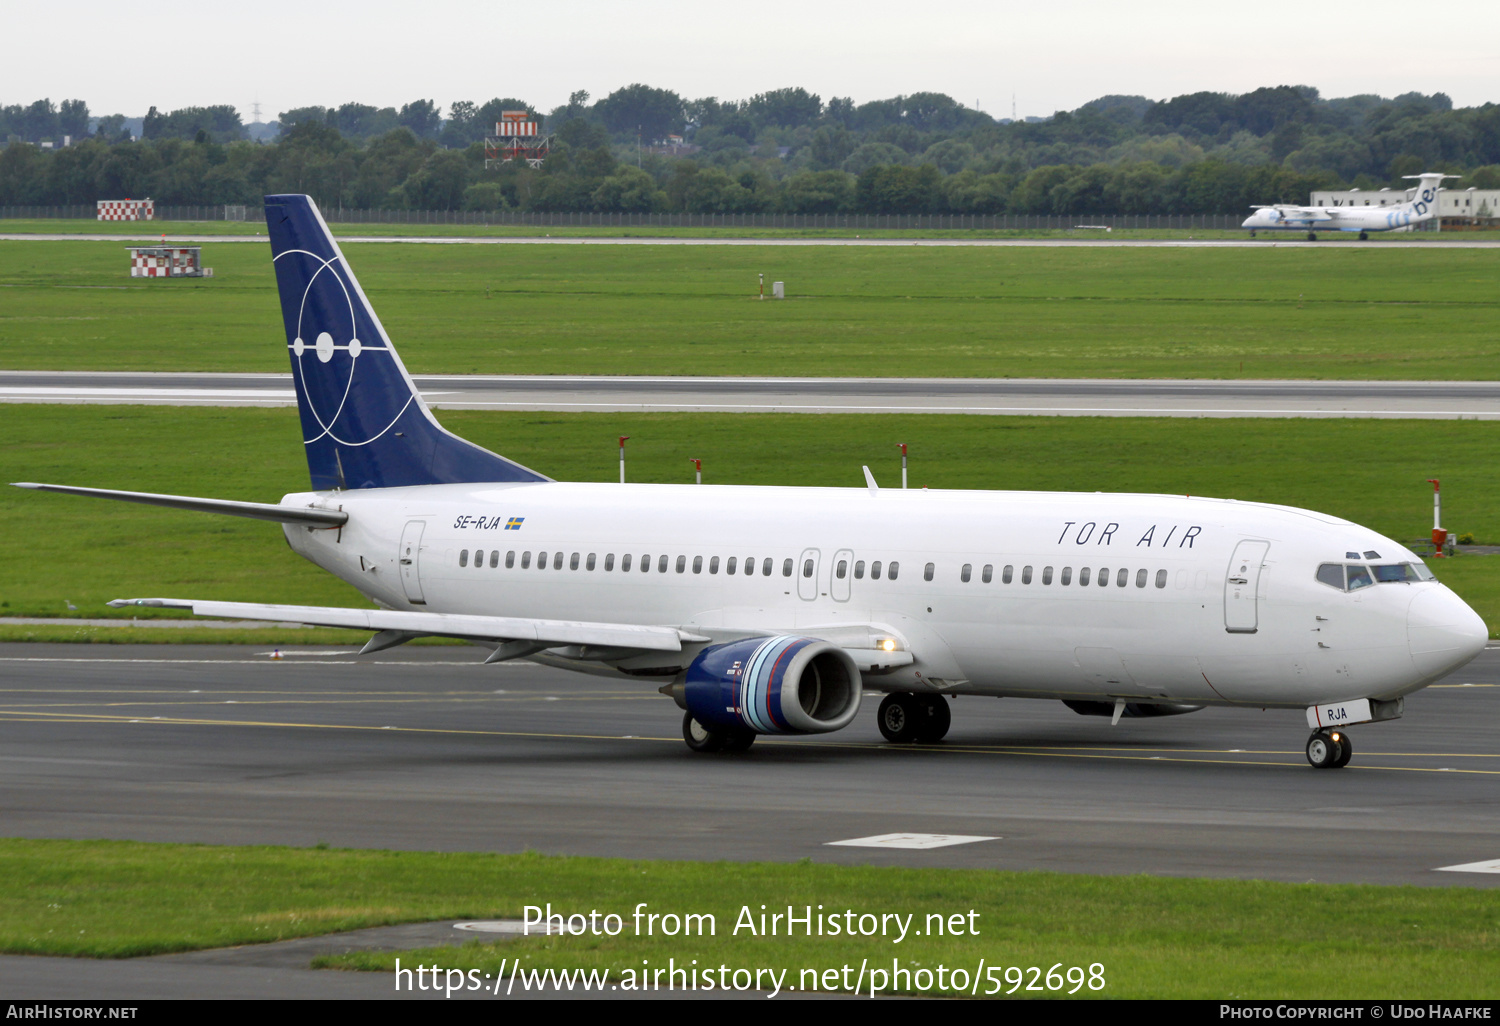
(685, 636, 862, 735)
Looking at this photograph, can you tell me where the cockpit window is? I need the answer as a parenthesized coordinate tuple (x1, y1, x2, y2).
(1372, 564, 1417, 583)
(1411, 561, 1436, 581)
(1316, 564, 1345, 590)
(1346, 565, 1375, 591)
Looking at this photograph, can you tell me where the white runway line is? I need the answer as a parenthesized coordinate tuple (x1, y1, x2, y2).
(1434, 859, 1500, 874)
(826, 833, 998, 850)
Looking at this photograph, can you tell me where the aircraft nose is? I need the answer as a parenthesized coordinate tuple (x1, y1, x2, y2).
(1408, 587, 1487, 681)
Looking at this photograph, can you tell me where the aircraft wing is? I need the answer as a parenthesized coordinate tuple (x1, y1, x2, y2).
(108, 597, 706, 656)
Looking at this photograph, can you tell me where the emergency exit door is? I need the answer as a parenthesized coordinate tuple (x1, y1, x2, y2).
(399, 521, 427, 604)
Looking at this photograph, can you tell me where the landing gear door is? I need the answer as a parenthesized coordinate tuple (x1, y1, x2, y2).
(1224, 540, 1269, 633)
(399, 520, 427, 605)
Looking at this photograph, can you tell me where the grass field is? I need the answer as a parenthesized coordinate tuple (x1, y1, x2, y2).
(6, 403, 1500, 633)
(1, 839, 1495, 998)
(3, 237, 1498, 378)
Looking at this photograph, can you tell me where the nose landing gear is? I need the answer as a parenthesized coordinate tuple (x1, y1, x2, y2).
(1306, 232, 1318, 241)
(1306, 729, 1352, 769)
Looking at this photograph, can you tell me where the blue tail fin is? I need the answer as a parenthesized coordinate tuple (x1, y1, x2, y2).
(263, 194, 548, 491)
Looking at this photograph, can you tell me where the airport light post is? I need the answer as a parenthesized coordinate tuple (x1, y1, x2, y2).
(619, 436, 629, 484)
(691, 459, 701, 485)
(898, 443, 908, 489)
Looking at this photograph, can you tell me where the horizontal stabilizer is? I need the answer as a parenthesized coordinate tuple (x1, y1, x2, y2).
(12, 482, 347, 527)
(107, 598, 704, 653)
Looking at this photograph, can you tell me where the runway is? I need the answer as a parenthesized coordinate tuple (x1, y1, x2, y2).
(2, 642, 1497, 887)
(6, 371, 1500, 419)
(4, 232, 1500, 248)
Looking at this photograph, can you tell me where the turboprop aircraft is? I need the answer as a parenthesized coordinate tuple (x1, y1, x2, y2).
(1241, 172, 1457, 240)
(13, 195, 1488, 768)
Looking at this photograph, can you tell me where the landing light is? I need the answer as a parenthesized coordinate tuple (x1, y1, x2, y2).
(880, 639, 896, 652)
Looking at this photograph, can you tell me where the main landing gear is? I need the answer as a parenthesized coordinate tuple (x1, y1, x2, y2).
(1306, 729, 1353, 769)
(682, 712, 755, 753)
(1358, 231, 1369, 240)
(1306, 232, 1318, 241)
(877, 693, 952, 744)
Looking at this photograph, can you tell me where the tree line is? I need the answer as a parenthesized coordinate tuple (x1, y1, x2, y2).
(3, 85, 1499, 215)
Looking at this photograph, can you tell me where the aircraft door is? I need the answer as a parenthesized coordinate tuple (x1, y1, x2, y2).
(831, 549, 853, 602)
(1224, 540, 1269, 633)
(798, 548, 821, 601)
(399, 520, 427, 605)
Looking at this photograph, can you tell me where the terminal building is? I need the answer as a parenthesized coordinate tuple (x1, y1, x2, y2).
(1310, 186, 1500, 228)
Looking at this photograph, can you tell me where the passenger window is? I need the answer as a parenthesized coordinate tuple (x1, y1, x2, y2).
(924, 562, 935, 581)
(871, 560, 883, 580)
(982, 564, 993, 583)
(476, 549, 487, 568)
(538, 550, 549, 569)
(1155, 569, 1167, 589)
(554, 552, 564, 570)
(855, 560, 866, 579)
(1116, 568, 1128, 587)
(1043, 566, 1054, 585)
(604, 553, 615, 571)
(1002, 564, 1014, 584)
(1079, 566, 1091, 586)
(710, 556, 720, 574)
(1098, 568, 1109, 587)
(660, 555, 670, 573)
(783, 558, 793, 577)
(641, 554, 651, 572)
(1022, 565, 1033, 584)
(888, 561, 900, 580)
(764, 558, 773, 576)
(693, 555, 702, 574)
(459, 549, 469, 567)
(836, 560, 848, 580)
(621, 553, 632, 571)
(1135, 568, 1147, 588)
(960, 563, 971, 582)
(676, 555, 686, 573)
(1061, 566, 1072, 586)
(1346, 565, 1375, 591)
(587, 553, 596, 571)
(570, 552, 580, 570)
(521, 551, 532, 569)
(490, 550, 499, 568)
(1315, 563, 1344, 590)
(744, 557, 755, 576)
(726, 556, 737, 574)
(506, 550, 516, 568)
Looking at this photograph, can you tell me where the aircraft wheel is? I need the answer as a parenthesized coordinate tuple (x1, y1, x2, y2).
(1307, 232, 1318, 241)
(877, 694, 921, 743)
(1306, 730, 1341, 769)
(1359, 231, 1369, 240)
(1249, 230, 1257, 238)
(1331, 731, 1352, 768)
(914, 694, 952, 743)
(683, 712, 723, 753)
(721, 728, 757, 753)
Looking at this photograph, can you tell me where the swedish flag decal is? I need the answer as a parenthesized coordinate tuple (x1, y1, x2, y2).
(505, 517, 525, 530)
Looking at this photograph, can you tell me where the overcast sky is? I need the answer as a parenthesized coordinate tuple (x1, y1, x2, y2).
(7, 0, 1493, 121)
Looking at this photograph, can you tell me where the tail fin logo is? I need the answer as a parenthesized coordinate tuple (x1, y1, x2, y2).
(274, 247, 409, 448)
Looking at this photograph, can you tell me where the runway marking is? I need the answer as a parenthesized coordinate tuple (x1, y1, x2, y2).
(1435, 859, 1500, 874)
(827, 833, 998, 850)
(3, 709, 1497, 773)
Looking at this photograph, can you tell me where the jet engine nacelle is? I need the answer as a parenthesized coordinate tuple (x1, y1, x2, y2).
(684, 635, 862, 735)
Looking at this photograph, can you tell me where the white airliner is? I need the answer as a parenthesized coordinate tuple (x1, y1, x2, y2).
(14, 195, 1487, 769)
(1242, 172, 1457, 240)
